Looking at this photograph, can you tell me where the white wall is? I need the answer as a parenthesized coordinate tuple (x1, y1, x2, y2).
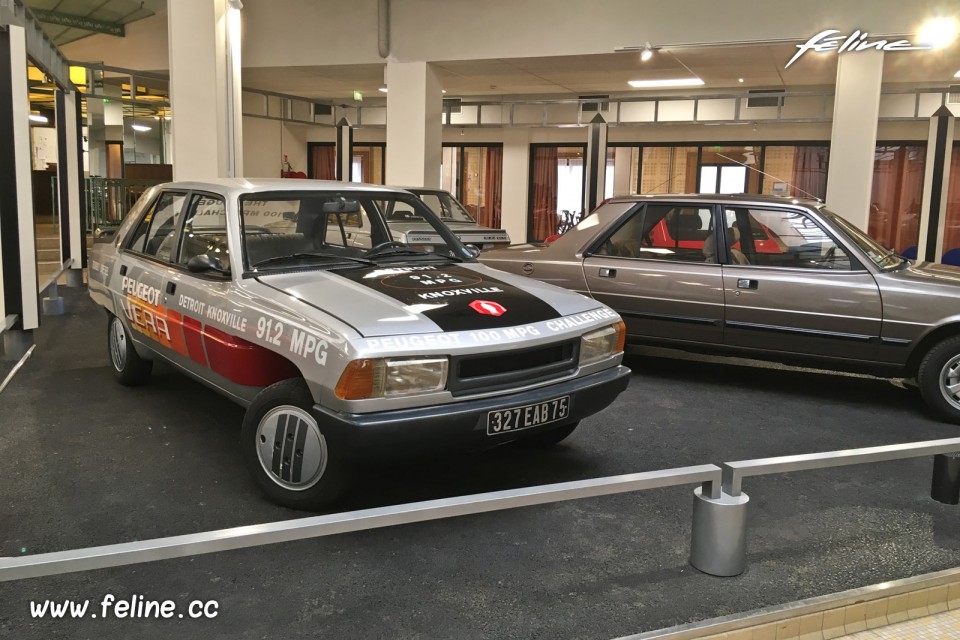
(242, 117, 314, 177)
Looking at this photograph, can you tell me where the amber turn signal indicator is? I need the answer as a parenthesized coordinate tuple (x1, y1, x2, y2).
(614, 321, 627, 354)
(335, 359, 377, 400)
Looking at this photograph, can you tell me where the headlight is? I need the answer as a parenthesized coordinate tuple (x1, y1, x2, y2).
(579, 321, 626, 366)
(335, 356, 449, 400)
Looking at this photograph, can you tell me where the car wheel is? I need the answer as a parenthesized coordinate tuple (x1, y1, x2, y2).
(241, 378, 350, 510)
(918, 336, 960, 424)
(516, 421, 580, 447)
(108, 314, 152, 386)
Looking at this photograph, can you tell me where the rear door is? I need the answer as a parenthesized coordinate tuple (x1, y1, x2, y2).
(720, 205, 883, 361)
(582, 202, 725, 345)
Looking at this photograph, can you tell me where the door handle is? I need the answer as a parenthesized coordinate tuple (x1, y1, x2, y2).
(599, 268, 617, 278)
(737, 278, 758, 290)
(119, 265, 127, 276)
(165, 281, 176, 295)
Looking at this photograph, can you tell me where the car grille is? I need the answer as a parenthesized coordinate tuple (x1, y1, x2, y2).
(448, 339, 579, 397)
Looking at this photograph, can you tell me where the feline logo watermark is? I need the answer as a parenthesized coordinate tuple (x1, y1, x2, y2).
(785, 30, 932, 68)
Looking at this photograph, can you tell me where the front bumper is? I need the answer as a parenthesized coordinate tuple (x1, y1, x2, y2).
(312, 365, 631, 455)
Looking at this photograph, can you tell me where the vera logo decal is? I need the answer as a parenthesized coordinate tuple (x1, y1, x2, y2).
(469, 300, 507, 317)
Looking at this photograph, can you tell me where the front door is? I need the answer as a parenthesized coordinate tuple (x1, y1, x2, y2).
(719, 205, 883, 361)
(583, 202, 725, 345)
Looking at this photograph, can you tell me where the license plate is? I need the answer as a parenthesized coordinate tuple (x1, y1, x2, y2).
(486, 396, 570, 436)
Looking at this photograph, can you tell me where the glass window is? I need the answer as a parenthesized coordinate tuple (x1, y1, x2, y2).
(352, 144, 385, 184)
(128, 191, 187, 260)
(941, 145, 960, 255)
(700, 146, 761, 194)
(640, 146, 697, 194)
(724, 207, 850, 270)
(442, 145, 503, 228)
(178, 194, 229, 271)
(596, 204, 715, 263)
(869, 145, 925, 254)
(760, 145, 829, 199)
(529, 145, 585, 242)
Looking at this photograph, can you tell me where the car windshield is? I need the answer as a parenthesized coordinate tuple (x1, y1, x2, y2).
(819, 207, 904, 270)
(414, 191, 477, 223)
(240, 191, 471, 271)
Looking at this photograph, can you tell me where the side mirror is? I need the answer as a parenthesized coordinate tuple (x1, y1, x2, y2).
(187, 254, 229, 275)
(464, 245, 481, 259)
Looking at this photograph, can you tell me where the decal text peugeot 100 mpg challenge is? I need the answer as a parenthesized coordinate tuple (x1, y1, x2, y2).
(88, 179, 630, 510)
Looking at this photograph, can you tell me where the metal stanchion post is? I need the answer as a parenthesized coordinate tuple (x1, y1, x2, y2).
(931, 453, 960, 505)
(690, 487, 749, 577)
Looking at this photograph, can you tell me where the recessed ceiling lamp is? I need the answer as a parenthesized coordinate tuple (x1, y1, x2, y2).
(955, 69, 960, 78)
(917, 17, 959, 49)
(628, 77, 705, 88)
(738, 77, 745, 83)
(640, 43, 654, 62)
(132, 124, 151, 132)
(28, 113, 48, 123)
(378, 86, 388, 93)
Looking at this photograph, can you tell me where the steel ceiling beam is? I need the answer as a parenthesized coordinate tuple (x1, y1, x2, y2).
(31, 9, 124, 37)
(0, 0, 74, 91)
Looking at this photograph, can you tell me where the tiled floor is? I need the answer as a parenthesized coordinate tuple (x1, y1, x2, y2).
(838, 609, 960, 639)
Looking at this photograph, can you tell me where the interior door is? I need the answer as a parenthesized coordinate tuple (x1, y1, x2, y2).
(720, 205, 883, 361)
(583, 202, 725, 345)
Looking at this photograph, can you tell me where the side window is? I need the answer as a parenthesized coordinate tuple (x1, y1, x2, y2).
(597, 204, 716, 263)
(178, 194, 229, 272)
(129, 192, 187, 261)
(724, 207, 851, 270)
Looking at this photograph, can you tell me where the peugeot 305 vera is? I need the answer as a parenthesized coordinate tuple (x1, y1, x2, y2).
(480, 193, 960, 425)
(88, 179, 629, 509)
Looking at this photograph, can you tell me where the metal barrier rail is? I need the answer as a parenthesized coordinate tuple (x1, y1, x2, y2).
(38, 258, 74, 295)
(722, 437, 960, 496)
(84, 177, 165, 231)
(38, 258, 77, 317)
(0, 465, 721, 582)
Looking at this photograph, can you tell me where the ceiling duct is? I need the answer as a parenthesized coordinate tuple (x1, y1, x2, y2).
(378, 0, 390, 58)
(580, 94, 610, 113)
(746, 89, 785, 108)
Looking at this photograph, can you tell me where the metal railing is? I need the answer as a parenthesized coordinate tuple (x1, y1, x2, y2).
(0, 465, 721, 581)
(84, 177, 164, 231)
(0, 438, 957, 583)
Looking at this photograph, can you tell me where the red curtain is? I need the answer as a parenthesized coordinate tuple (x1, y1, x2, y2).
(531, 146, 558, 242)
(791, 146, 829, 200)
(869, 146, 925, 253)
(311, 145, 336, 180)
(942, 146, 960, 253)
(482, 147, 503, 228)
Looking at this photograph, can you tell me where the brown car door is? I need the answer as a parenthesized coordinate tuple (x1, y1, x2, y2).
(719, 206, 883, 361)
(582, 203, 725, 345)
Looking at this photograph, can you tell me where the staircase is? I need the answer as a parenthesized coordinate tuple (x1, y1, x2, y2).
(34, 222, 62, 288)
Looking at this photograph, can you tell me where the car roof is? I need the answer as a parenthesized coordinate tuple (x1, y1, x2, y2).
(604, 193, 824, 208)
(152, 178, 407, 197)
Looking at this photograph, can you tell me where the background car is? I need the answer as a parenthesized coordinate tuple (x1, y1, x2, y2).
(87, 179, 629, 510)
(403, 187, 511, 251)
(481, 193, 960, 424)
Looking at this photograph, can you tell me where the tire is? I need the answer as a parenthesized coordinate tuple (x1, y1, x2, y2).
(516, 421, 580, 447)
(241, 378, 350, 510)
(107, 314, 152, 386)
(917, 335, 960, 424)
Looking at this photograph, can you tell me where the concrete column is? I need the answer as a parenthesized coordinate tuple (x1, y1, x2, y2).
(824, 49, 883, 231)
(167, 0, 243, 180)
(500, 129, 530, 243)
(385, 61, 442, 187)
(336, 117, 353, 181)
(613, 146, 633, 196)
(585, 114, 608, 213)
(916, 106, 955, 263)
(56, 89, 83, 281)
(0, 25, 40, 348)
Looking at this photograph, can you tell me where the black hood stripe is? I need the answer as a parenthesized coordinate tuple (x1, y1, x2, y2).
(337, 264, 561, 332)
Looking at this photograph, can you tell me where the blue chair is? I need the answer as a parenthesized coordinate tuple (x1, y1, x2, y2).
(942, 248, 960, 266)
(901, 246, 917, 260)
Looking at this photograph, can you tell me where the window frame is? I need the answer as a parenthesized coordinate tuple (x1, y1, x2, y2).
(173, 191, 233, 279)
(122, 189, 191, 263)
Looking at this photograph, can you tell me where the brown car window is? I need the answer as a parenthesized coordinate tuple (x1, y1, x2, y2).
(724, 207, 851, 270)
(597, 204, 716, 264)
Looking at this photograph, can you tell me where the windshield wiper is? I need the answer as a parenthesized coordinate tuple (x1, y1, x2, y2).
(363, 246, 433, 259)
(252, 252, 376, 268)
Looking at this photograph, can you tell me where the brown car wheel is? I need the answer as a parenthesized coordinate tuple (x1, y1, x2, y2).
(917, 336, 960, 424)
(241, 378, 351, 510)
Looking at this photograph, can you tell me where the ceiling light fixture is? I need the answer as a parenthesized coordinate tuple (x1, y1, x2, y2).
(640, 43, 654, 62)
(132, 124, 151, 132)
(628, 77, 705, 88)
(955, 69, 960, 78)
(917, 17, 959, 49)
(378, 86, 388, 93)
(28, 114, 48, 124)
(738, 77, 745, 83)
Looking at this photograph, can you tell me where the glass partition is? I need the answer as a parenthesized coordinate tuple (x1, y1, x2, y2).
(528, 144, 585, 242)
(869, 144, 925, 254)
(640, 146, 697, 194)
(760, 145, 829, 200)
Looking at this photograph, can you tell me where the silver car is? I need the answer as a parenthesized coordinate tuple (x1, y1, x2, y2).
(88, 179, 629, 509)
(404, 187, 511, 250)
(481, 193, 960, 425)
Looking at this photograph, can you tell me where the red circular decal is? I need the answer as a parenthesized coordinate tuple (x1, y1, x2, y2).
(469, 300, 507, 316)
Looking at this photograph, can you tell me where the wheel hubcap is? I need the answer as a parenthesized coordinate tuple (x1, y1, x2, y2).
(109, 318, 127, 371)
(255, 406, 328, 491)
(939, 355, 960, 410)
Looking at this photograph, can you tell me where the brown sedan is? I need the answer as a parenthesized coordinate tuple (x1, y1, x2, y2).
(481, 194, 960, 423)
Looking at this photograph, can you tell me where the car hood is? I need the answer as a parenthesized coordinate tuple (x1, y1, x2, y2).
(884, 261, 960, 289)
(253, 262, 601, 337)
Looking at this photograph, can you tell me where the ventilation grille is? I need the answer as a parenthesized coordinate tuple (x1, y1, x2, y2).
(746, 89, 784, 108)
(580, 94, 610, 113)
(948, 86, 960, 105)
(313, 104, 333, 117)
(443, 98, 462, 114)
